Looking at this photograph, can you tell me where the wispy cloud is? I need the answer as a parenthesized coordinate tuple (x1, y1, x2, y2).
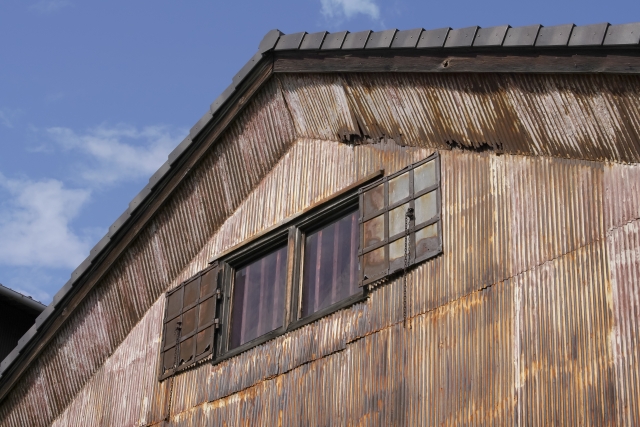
(320, 0, 380, 21)
(30, 0, 71, 13)
(47, 124, 182, 186)
(0, 174, 91, 270)
(0, 123, 182, 300)
(0, 108, 22, 128)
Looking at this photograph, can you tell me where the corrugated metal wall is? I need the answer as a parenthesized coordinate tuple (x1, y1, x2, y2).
(2, 71, 640, 426)
(280, 73, 640, 163)
(39, 143, 637, 427)
(0, 79, 297, 427)
(605, 163, 640, 426)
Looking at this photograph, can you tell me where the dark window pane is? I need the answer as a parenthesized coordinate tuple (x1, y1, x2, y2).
(230, 245, 288, 349)
(183, 278, 199, 308)
(363, 183, 385, 216)
(164, 317, 181, 350)
(363, 214, 384, 248)
(166, 288, 182, 320)
(198, 297, 215, 328)
(200, 268, 217, 298)
(182, 306, 198, 337)
(196, 327, 213, 356)
(163, 347, 177, 373)
(363, 247, 386, 280)
(179, 336, 195, 366)
(301, 211, 360, 317)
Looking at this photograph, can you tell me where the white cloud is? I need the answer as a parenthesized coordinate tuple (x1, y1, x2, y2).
(320, 0, 380, 20)
(0, 174, 91, 269)
(47, 124, 182, 186)
(0, 108, 22, 128)
(30, 0, 71, 13)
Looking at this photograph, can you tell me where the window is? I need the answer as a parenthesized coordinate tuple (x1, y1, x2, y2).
(230, 245, 288, 348)
(160, 265, 220, 379)
(300, 210, 360, 318)
(359, 153, 442, 286)
(159, 154, 442, 379)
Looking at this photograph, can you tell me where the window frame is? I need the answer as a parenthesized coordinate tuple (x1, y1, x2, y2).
(215, 228, 294, 361)
(288, 191, 362, 331)
(159, 152, 443, 378)
(208, 171, 383, 366)
(358, 153, 442, 287)
(158, 264, 221, 381)
(162, 170, 412, 379)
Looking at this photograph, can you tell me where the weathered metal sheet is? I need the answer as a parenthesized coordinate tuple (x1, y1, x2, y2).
(0, 79, 296, 427)
(280, 73, 640, 163)
(35, 144, 637, 426)
(61, 279, 514, 427)
(607, 219, 640, 426)
(3, 71, 640, 426)
(513, 238, 616, 426)
(604, 163, 640, 231)
(603, 161, 640, 425)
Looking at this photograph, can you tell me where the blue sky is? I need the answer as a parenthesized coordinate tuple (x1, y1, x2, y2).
(0, 0, 638, 304)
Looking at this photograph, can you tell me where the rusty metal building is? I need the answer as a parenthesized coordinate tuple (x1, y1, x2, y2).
(1, 22, 640, 426)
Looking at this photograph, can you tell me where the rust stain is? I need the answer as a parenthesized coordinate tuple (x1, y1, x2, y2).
(280, 73, 640, 163)
(2, 72, 640, 426)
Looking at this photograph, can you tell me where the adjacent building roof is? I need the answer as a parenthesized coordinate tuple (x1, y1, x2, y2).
(0, 284, 44, 316)
(0, 20, 639, 401)
(0, 285, 45, 363)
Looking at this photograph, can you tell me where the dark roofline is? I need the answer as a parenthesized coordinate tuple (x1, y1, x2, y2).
(0, 20, 639, 402)
(0, 284, 45, 314)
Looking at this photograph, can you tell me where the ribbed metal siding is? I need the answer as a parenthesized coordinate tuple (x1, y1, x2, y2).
(4, 72, 640, 427)
(0, 79, 297, 427)
(280, 73, 640, 163)
(513, 239, 615, 426)
(603, 163, 640, 426)
(608, 219, 640, 426)
(604, 163, 640, 231)
(52, 279, 514, 427)
(40, 145, 638, 426)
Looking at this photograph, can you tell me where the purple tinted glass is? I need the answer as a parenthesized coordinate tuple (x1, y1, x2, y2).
(230, 245, 288, 349)
(301, 211, 360, 318)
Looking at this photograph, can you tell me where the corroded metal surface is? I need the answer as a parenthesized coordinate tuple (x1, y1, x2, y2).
(512, 239, 615, 426)
(280, 73, 640, 163)
(2, 71, 640, 426)
(608, 219, 640, 426)
(604, 163, 640, 231)
(0, 79, 297, 427)
(30, 144, 638, 426)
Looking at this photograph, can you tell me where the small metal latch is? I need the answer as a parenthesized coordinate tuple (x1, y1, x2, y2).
(214, 318, 221, 329)
(406, 207, 415, 219)
(215, 288, 222, 299)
